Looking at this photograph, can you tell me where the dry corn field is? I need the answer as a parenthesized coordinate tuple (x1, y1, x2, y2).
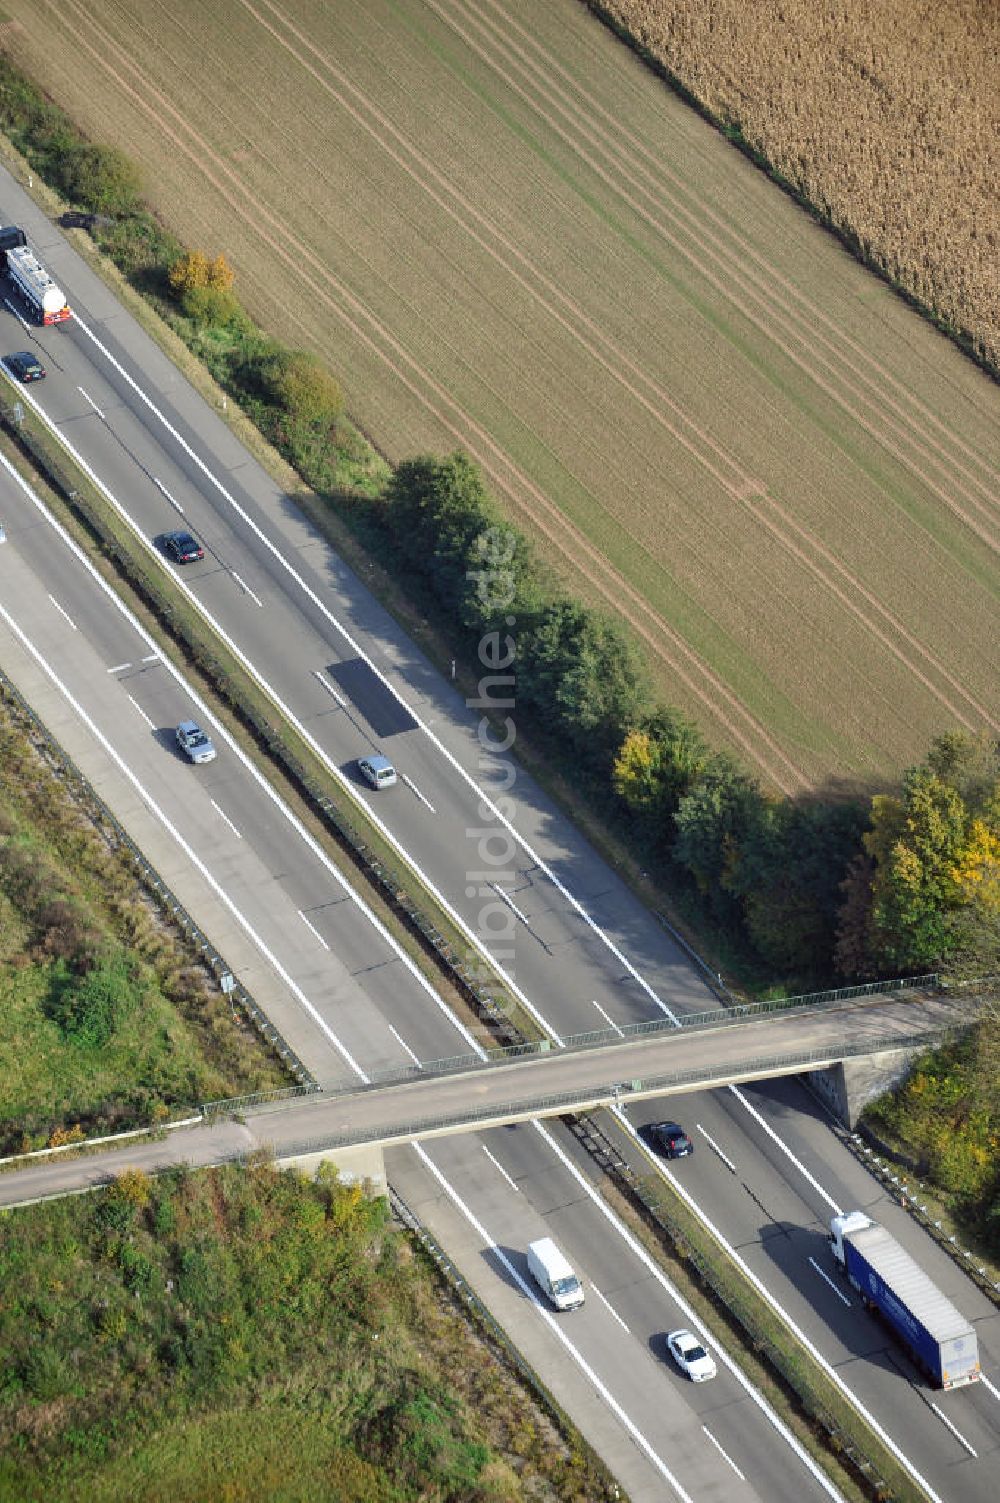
(598, 0, 1000, 375)
(2, 0, 998, 793)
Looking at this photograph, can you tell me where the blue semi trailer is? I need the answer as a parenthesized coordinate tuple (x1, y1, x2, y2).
(830, 1211, 980, 1389)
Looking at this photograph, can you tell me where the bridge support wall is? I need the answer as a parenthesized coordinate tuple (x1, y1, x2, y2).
(805, 1047, 920, 1128)
(277, 1142, 387, 1196)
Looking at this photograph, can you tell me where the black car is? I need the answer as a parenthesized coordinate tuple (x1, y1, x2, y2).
(158, 529, 204, 564)
(648, 1121, 693, 1158)
(6, 351, 46, 383)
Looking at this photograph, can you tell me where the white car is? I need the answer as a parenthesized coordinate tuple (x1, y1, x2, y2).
(666, 1328, 717, 1382)
(176, 720, 217, 765)
(357, 754, 397, 790)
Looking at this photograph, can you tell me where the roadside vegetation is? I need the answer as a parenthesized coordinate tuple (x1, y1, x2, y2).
(588, 0, 1000, 377)
(0, 688, 286, 1156)
(0, 1161, 618, 1503)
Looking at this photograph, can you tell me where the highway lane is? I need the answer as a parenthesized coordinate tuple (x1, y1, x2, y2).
(0, 164, 718, 1041)
(620, 1081, 1000, 1503)
(2, 180, 989, 1497)
(389, 1122, 844, 1503)
(0, 460, 492, 1084)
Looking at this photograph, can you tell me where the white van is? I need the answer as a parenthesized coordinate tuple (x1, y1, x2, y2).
(526, 1237, 584, 1311)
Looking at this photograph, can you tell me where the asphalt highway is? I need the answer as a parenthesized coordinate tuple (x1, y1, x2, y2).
(0, 168, 996, 1501)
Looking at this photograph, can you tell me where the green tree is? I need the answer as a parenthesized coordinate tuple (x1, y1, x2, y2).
(613, 707, 708, 850)
(520, 600, 651, 772)
(57, 143, 141, 214)
(672, 757, 763, 926)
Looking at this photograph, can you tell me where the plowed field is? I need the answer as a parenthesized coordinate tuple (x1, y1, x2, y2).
(4, 0, 998, 791)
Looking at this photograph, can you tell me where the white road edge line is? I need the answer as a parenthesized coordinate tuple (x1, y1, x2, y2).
(47, 595, 77, 631)
(701, 1426, 746, 1481)
(591, 1284, 629, 1333)
(17, 368, 553, 1046)
(481, 1145, 519, 1193)
(0, 597, 369, 1082)
(297, 910, 329, 950)
(538, 1117, 847, 1501)
(809, 1256, 851, 1306)
(387, 1024, 421, 1068)
(401, 772, 435, 813)
(3, 295, 31, 329)
(608, 1110, 942, 1503)
(125, 693, 155, 731)
(929, 1401, 977, 1457)
(0, 447, 484, 1063)
(210, 799, 242, 840)
(412, 1142, 690, 1500)
(74, 314, 678, 1025)
(592, 1000, 624, 1037)
(695, 1123, 737, 1174)
(728, 1083, 842, 1214)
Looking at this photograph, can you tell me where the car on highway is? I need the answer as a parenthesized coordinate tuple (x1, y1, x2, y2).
(5, 350, 46, 382)
(357, 754, 397, 790)
(647, 1120, 693, 1158)
(157, 529, 204, 564)
(666, 1329, 717, 1382)
(176, 720, 217, 764)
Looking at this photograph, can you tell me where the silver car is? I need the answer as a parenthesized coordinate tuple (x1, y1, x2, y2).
(176, 719, 217, 764)
(357, 754, 396, 790)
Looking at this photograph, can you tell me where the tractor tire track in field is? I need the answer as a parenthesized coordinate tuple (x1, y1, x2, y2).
(460, 0, 1000, 539)
(243, 0, 999, 734)
(50, 0, 810, 792)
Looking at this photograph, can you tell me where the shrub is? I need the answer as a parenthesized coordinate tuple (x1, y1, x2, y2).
(55, 142, 141, 215)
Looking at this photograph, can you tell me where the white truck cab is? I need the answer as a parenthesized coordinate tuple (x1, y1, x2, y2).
(526, 1237, 584, 1311)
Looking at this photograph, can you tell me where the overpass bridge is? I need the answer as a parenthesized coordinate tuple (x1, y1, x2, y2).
(0, 988, 971, 1208)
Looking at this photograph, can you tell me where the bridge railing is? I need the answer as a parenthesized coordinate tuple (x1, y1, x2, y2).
(341, 972, 941, 1091)
(267, 1026, 951, 1155)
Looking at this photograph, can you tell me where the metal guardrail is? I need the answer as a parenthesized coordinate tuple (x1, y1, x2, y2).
(264, 1028, 953, 1156)
(333, 973, 942, 1091)
(0, 665, 316, 1090)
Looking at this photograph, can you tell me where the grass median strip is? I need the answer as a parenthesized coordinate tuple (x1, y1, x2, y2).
(0, 380, 535, 1050)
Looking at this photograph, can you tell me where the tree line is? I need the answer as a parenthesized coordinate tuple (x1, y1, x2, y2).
(384, 454, 999, 989)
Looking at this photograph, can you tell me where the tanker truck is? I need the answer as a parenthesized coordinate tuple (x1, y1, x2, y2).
(1, 233, 71, 324)
(830, 1210, 980, 1389)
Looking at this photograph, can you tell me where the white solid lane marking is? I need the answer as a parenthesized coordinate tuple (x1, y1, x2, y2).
(401, 773, 435, 813)
(77, 386, 105, 422)
(74, 313, 674, 1025)
(809, 1256, 851, 1306)
(929, 1402, 977, 1457)
(980, 1374, 1000, 1403)
(298, 910, 329, 950)
(489, 881, 531, 928)
(592, 1000, 624, 1037)
(153, 477, 184, 515)
(413, 1142, 690, 1501)
(0, 598, 370, 1081)
(481, 1145, 519, 1193)
(702, 1426, 746, 1481)
(609, 1110, 941, 1503)
(0, 444, 484, 1060)
(47, 595, 77, 631)
(591, 1284, 629, 1333)
(107, 661, 132, 674)
(388, 1024, 421, 1067)
(696, 1123, 737, 1174)
(313, 669, 347, 707)
(728, 1083, 841, 1214)
(210, 799, 242, 840)
(540, 1117, 848, 1501)
(230, 571, 265, 608)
